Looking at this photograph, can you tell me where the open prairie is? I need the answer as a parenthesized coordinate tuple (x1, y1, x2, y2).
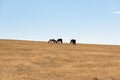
(0, 40, 120, 80)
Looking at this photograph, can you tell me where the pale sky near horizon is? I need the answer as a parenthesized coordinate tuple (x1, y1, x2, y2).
(0, 0, 120, 45)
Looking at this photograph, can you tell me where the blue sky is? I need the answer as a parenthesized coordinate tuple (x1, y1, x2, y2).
(0, 0, 120, 45)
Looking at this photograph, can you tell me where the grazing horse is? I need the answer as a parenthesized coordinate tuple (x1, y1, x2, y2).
(48, 39, 57, 43)
(57, 38, 63, 44)
(70, 39, 76, 45)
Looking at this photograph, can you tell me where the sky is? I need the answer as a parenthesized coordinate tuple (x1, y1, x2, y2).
(0, 0, 120, 45)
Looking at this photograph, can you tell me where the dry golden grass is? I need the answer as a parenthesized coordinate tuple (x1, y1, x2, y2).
(0, 39, 120, 80)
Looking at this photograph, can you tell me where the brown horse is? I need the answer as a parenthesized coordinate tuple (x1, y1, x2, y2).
(57, 38, 63, 44)
(48, 39, 57, 43)
(70, 39, 76, 45)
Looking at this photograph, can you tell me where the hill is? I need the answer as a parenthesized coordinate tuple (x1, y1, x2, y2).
(0, 39, 120, 80)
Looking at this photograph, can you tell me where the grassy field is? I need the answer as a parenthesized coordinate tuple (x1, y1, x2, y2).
(0, 39, 120, 80)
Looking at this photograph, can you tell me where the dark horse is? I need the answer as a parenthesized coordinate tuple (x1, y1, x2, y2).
(70, 39, 76, 45)
(57, 38, 63, 44)
(48, 39, 57, 43)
